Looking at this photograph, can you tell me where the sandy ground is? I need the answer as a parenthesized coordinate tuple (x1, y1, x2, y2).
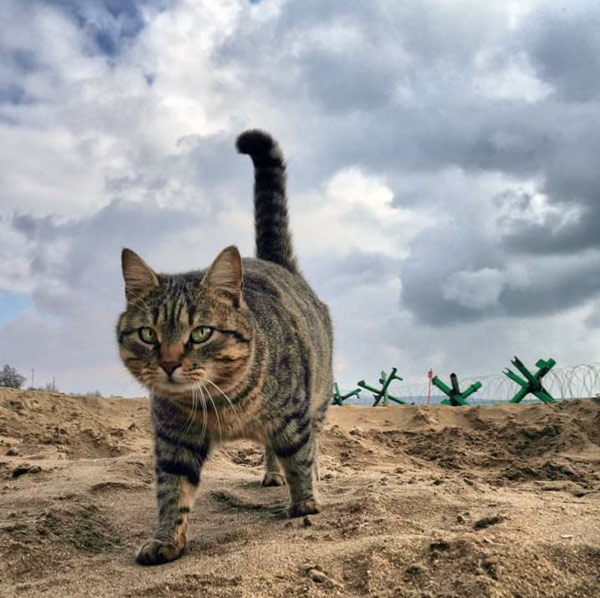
(0, 388, 599, 598)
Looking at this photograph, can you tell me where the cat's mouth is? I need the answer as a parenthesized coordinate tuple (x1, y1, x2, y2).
(148, 369, 208, 397)
(151, 379, 195, 397)
(133, 363, 212, 397)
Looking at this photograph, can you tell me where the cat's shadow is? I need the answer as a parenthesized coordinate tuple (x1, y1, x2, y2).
(185, 488, 289, 557)
(208, 488, 287, 520)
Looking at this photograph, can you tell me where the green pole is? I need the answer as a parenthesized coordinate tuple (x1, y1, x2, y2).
(332, 383, 362, 405)
(460, 381, 482, 400)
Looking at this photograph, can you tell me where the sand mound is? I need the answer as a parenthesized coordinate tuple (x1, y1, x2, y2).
(1, 388, 599, 597)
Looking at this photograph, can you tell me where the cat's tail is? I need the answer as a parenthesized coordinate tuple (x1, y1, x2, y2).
(236, 129, 298, 274)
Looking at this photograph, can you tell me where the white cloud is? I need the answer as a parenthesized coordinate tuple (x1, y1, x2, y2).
(442, 268, 506, 310)
(295, 168, 424, 259)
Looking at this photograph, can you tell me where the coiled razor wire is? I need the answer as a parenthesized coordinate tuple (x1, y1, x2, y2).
(338, 363, 600, 406)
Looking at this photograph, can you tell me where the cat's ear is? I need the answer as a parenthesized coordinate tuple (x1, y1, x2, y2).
(202, 245, 243, 304)
(121, 248, 159, 301)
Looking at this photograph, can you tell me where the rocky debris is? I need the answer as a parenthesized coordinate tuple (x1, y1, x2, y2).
(473, 514, 507, 530)
(12, 464, 42, 478)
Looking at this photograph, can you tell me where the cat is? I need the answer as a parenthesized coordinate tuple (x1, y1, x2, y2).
(117, 130, 333, 565)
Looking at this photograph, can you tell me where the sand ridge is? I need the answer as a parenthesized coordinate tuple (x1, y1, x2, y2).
(1, 388, 599, 597)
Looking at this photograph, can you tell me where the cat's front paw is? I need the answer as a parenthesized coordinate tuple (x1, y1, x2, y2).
(135, 538, 183, 566)
(261, 472, 286, 487)
(288, 499, 321, 518)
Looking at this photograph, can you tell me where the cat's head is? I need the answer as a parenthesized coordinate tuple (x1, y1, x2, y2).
(116, 246, 254, 398)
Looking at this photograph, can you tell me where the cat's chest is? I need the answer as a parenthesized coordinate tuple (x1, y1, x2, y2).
(153, 393, 269, 444)
(182, 403, 267, 444)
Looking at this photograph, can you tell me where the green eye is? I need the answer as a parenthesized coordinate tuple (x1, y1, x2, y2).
(190, 326, 213, 343)
(138, 327, 158, 344)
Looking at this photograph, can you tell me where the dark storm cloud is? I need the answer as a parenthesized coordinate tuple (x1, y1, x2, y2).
(399, 221, 503, 326)
(525, 3, 600, 102)
(400, 203, 600, 326)
(245, 1, 600, 325)
(215, 1, 534, 175)
(401, 249, 600, 326)
(299, 53, 397, 114)
(502, 256, 600, 316)
(211, 1, 600, 327)
(304, 250, 402, 301)
(501, 204, 600, 256)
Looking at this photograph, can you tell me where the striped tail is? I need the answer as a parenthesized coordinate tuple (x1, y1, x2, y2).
(236, 129, 298, 273)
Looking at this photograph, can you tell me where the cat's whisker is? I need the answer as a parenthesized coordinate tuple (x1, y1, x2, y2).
(203, 377, 233, 407)
(194, 382, 208, 446)
(183, 384, 197, 437)
(201, 382, 223, 444)
(113, 370, 142, 397)
(204, 381, 239, 460)
(200, 385, 209, 445)
(203, 378, 244, 424)
(205, 377, 267, 439)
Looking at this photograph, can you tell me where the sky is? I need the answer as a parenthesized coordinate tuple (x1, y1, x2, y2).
(1, 0, 600, 396)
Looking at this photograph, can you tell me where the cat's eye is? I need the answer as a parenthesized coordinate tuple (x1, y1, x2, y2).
(190, 326, 213, 343)
(138, 327, 158, 344)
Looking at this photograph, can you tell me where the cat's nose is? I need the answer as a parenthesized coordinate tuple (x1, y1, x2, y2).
(160, 361, 182, 376)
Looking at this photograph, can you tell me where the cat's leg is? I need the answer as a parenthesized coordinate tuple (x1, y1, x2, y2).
(261, 445, 286, 487)
(273, 426, 320, 517)
(136, 432, 210, 566)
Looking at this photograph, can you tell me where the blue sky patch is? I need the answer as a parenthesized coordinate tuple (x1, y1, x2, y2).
(0, 292, 33, 325)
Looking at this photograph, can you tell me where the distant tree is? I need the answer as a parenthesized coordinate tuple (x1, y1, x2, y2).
(0, 364, 27, 389)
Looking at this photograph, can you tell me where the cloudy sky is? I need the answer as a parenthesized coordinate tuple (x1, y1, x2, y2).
(1, 0, 599, 396)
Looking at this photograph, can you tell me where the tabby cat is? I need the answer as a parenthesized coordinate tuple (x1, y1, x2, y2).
(117, 130, 333, 565)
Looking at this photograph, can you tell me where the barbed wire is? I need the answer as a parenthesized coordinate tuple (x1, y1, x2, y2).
(338, 362, 600, 405)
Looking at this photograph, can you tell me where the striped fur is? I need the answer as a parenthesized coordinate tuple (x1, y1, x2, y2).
(117, 130, 333, 565)
(236, 130, 297, 273)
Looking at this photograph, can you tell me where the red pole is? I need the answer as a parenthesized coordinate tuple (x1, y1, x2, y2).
(427, 368, 433, 405)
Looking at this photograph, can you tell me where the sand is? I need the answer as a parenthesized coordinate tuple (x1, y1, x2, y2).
(1, 387, 599, 598)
